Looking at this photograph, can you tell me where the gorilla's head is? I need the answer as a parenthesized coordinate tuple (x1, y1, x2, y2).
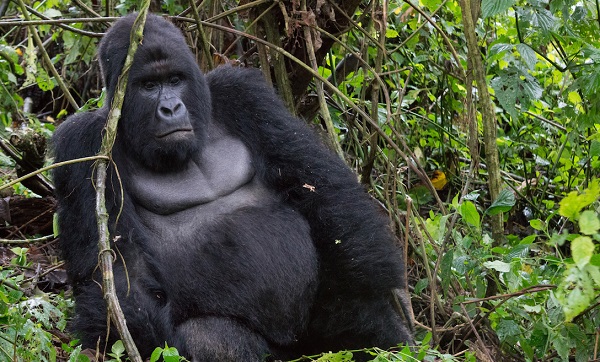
(98, 13, 212, 172)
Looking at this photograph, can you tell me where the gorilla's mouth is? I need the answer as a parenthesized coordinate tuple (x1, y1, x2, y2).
(156, 128, 194, 139)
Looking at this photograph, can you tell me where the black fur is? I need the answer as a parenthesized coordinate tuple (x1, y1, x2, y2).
(53, 13, 413, 361)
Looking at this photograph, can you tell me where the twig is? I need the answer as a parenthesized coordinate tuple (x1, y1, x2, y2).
(72, 0, 107, 22)
(0, 155, 109, 192)
(198, 0, 273, 24)
(0, 17, 118, 26)
(93, 8, 151, 361)
(0, 138, 54, 193)
(188, 0, 214, 71)
(23, 261, 65, 284)
(461, 284, 556, 304)
(21, 4, 104, 37)
(0, 235, 54, 244)
(460, 303, 494, 361)
(301, 0, 343, 159)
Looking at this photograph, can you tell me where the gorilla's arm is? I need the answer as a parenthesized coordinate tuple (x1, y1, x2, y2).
(208, 67, 412, 350)
(208, 66, 403, 292)
(52, 110, 107, 282)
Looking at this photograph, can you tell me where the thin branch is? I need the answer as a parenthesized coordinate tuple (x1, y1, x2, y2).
(93, 8, 151, 361)
(0, 155, 109, 192)
(21, 4, 105, 37)
(461, 284, 556, 304)
(0, 235, 54, 244)
(188, 0, 214, 71)
(0, 17, 118, 27)
(301, 0, 343, 158)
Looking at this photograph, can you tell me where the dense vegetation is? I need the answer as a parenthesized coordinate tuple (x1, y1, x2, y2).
(0, 0, 599, 361)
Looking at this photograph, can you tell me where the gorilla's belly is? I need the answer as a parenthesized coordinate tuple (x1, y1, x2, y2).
(135, 180, 318, 336)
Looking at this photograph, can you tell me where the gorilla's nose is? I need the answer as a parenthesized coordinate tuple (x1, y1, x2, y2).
(157, 98, 186, 120)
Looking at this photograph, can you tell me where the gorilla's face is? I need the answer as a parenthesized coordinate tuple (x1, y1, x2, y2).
(122, 46, 202, 171)
(98, 14, 212, 172)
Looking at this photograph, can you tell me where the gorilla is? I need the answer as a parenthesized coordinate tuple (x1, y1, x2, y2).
(53, 13, 413, 361)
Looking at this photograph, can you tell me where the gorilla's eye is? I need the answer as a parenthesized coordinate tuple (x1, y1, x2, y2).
(143, 81, 158, 90)
(169, 76, 181, 85)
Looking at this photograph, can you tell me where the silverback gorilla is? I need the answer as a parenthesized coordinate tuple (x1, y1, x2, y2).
(53, 13, 413, 361)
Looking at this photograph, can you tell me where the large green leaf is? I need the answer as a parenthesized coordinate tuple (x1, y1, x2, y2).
(485, 188, 516, 215)
(481, 0, 516, 19)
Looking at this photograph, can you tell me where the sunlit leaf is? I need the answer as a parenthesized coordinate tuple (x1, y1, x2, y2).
(529, 219, 545, 231)
(572, 236, 594, 269)
(459, 201, 480, 227)
(579, 210, 600, 235)
(559, 180, 600, 220)
(483, 260, 511, 272)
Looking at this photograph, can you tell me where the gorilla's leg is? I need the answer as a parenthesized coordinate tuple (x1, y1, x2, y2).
(175, 317, 270, 362)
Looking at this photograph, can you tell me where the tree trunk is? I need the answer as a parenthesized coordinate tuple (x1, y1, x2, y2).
(459, 0, 504, 242)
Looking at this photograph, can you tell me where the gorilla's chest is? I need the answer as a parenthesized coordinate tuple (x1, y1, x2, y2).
(127, 135, 278, 241)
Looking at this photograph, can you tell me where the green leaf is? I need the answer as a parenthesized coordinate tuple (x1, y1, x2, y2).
(521, 73, 543, 99)
(579, 210, 600, 235)
(459, 201, 480, 227)
(150, 348, 163, 362)
(553, 329, 570, 360)
(483, 260, 511, 272)
(485, 188, 516, 215)
(495, 319, 520, 342)
(506, 244, 530, 259)
(488, 43, 513, 57)
(529, 219, 545, 231)
(491, 75, 518, 119)
(53, 212, 60, 237)
(481, 0, 516, 18)
(162, 346, 181, 362)
(530, 8, 558, 32)
(414, 278, 429, 295)
(572, 236, 594, 269)
(385, 29, 399, 38)
(516, 43, 537, 70)
(568, 91, 582, 105)
(559, 180, 600, 220)
(591, 140, 600, 158)
(590, 254, 600, 266)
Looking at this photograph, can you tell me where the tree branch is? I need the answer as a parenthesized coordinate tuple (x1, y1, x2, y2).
(94, 6, 151, 361)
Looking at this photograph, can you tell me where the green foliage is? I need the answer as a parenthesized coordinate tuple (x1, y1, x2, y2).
(0, 41, 24, 131)
(554, 181, 600, 322)
(150, 343, 187, 362)
(0, 250, 77, 361)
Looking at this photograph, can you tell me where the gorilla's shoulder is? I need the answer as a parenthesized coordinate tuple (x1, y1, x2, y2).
(206, 66, 276, 101)
(53, 108, 107, 160)
(205, 65, 266, 90)
(205, 66, 286, 115)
